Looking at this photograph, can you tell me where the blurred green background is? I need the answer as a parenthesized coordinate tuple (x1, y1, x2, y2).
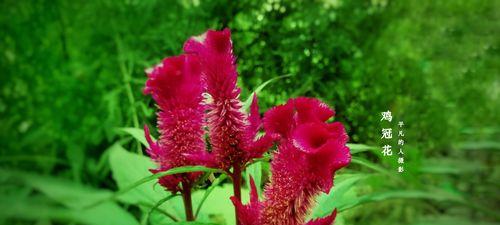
(0, 0, 499, 225)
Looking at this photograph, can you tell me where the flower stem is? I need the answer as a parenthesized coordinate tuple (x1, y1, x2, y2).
(232, 163, 242, 225)
(181, 181, 194, 221)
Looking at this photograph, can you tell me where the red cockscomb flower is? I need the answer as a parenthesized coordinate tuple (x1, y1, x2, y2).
(232, 97, 351, 225)
(183, 29, 275, 172)
(143, 54, 205, 193)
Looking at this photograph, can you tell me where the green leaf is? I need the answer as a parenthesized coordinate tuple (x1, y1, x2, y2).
(420, 158, 486, 174)
(195, 173, 228, 218)
(339, 189, 465, 212)
(347, 143, 378, 154)
(245, 161, 262, 196)
(105, 144, 220, 208)
(0, 169, 109, 209)
(116, 166, 220, 199)
(118, 127, 156, 147)
(0, 197, 139, 225)
(191, 184, 249, 225)
(242, 74, 292, 111)
(107, 144, 191, 221)
(107, 143, 164, 206)
(351, 156, 390, 174)
(250, 154, 272, 163)
(142, 194, 179, 225)
(0, 170, 139, 225)
(455, 141, 500, 151)
(311, 174, 368, 218)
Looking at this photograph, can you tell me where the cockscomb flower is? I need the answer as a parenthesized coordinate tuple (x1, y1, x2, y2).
(144, 29, 277, 223)
(232, 97, 351, 225)
(143, 54, 206, 193)
(183, 29, 275, 172)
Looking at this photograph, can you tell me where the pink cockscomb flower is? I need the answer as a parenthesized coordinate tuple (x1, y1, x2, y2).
(144, 29, 276, 223)
(183, 29, 275, 172)
(143, 54, 206, 194)
(232, 97, 351, 225)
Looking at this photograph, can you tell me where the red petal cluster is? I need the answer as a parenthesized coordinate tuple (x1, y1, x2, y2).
(232, 97, 351, 225)
(143, 54, 205, 192)
(144, 29, 350, 224)
(184, 29, 275, 171)
(144, 29, 275, 192)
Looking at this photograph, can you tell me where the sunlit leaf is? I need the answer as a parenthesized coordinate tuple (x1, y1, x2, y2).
(338, 189, 465, 212)
(420, 158, 486, 174)
(311, 174, 368, 218)
(245, 161, 262, 196)
(117, 127, 156, 147)
(0, 170, 139, 225)
(351, 156, 390, 174)
(142, 194, 179, 225)
(0, 197, 139, 225)
(195, 174, 228, 218)
(347, 143, 378, 154)
(106, 144, 219, 208)
(242, 74, 292, 111)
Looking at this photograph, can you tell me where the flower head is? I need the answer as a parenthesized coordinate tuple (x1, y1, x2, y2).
(232, 97, 351, 225)
(183, 29, 275, 171)
(143, 54, 205, 192)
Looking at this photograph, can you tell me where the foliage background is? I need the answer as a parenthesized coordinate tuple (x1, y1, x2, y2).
(0, 0, 498, 225)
